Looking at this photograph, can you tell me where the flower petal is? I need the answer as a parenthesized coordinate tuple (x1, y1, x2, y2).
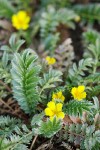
(57, 112, 65, 119)
(78, 85, 85, 92)
(81, 92, 86, 99)
(46, 56, 50, 61)
(44, 108, 53, 116)
(17, 11, 27, 19)
(61, 95, 65, 101)
(47, 101, 55, 111)
(58, 91, 62, 98)
(56, 103, 63, 112)
(52, 93, 57, 100)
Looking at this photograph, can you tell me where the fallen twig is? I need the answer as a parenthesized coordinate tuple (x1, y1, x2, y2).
(30, 135, 38, 150)
(0, 80, 12, 92)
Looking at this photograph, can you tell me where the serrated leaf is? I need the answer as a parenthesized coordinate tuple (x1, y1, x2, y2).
(31, 112, 44, 126)
(11, 50, 41, 114)
(38, 118, 62, 138)
(65, 100, 93, 117)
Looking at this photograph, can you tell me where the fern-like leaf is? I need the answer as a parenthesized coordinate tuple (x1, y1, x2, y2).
(68, 58, 93, 84)
(39, 69, 62, 94)
(88, 38, 100, 60)
(83, 29, 100, 45)
(0, 116, 21, 137)
(65, 100, 93, 117)
(11, 50, 41, 114)
(1, 34, 25, 53)
(64, 124, 100, 150)
(74, 4, 100, 24)
(0, 115, 21, 127)
(0, 126, 33, 150)
(84, 73, 100, 84)
(84, 126, 100, 150)
(31, 112, 44, 127)
(38, 118, 62, 138)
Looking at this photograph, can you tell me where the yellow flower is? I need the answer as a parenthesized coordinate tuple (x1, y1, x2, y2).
(46, 56, 56, 65)
(52, 91, 65, 103)
(12, 10, 30, 30)
(45, 101, 65, 121)
(71, 85, 86, 101)
(74, 16, 81, 22)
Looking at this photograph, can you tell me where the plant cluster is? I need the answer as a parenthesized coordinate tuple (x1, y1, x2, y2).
(0, 0, 100, 150)
(0, 31, 100, 149)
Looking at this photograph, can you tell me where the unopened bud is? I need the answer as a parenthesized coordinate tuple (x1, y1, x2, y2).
(74, 16, 81, 22)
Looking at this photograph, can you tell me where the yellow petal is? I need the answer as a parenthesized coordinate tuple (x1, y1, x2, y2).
(61, 95, 65, 101)
(81, 92, 86, 99)
(17, 11, 27, 19)
(57, 91, 62, 97)
(46, 56, 50, 61)
(44, 108, 53, 116)
(57, 112, 65, 119)
(52, 91, 65, 102)
(51, 58, 56, 64)
(78, 85, 85, 92)
(12, 15, 17, 23)
(22, 24, 29, 30)
(52, 93, 57, 99)
(25, 16, 30, 23)
(47, 101, 55, 111)
(56, 103, 63, 112)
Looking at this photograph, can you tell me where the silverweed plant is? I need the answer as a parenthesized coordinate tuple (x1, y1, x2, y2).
(0, 34, 100, 150)
(0, 0, 100, 149)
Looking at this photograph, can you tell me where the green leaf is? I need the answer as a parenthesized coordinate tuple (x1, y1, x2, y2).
(0, 0, 15, 19)
(1, 34, 25, 53)
(84, 73, 100, 84)
(83, 29, 100, 45)
(93, 97, 99, 110)
(0, 116, 21, 137)
(65, 100, 93, 117)
(0, 45, 10, 51)
(38, 117, 62, 138)
(68, 58, 93, 84)
(2, 52, 8, 69)
(31, 112, 44, 126)
(74, 4, 100, 24)
(39, 69, 62, 94)
(11, 50, 41, 114)
(9, 34, 25, 52)
(84, 125, 100, 150)
(88, 38, 100, 60)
